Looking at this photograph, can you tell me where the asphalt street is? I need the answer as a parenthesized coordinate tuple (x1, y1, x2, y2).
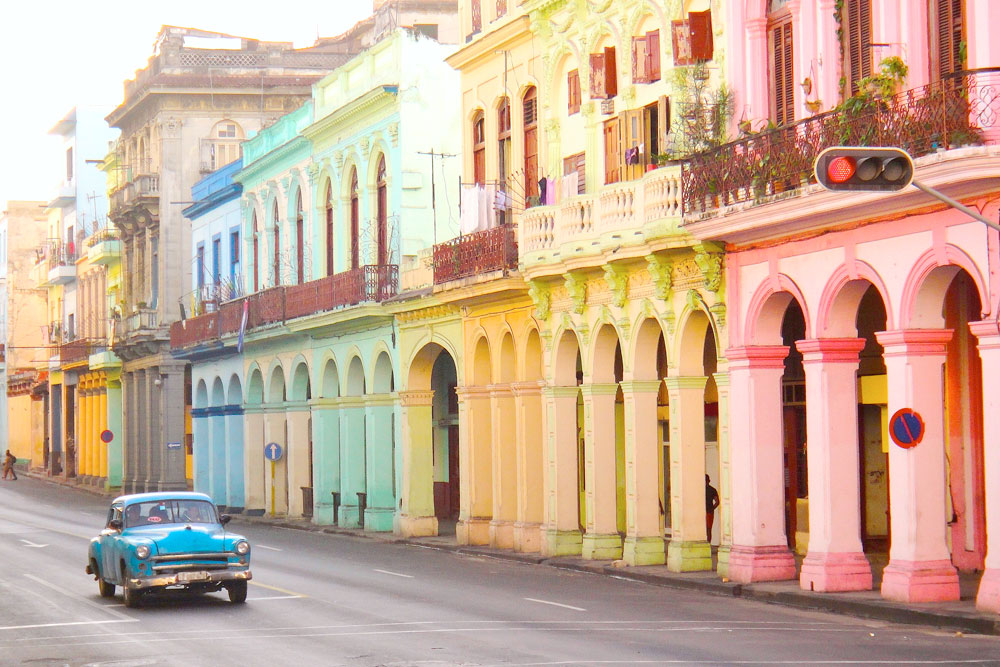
(0, 477, 998, 666)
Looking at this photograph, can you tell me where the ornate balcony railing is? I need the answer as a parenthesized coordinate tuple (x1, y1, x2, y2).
(249, 286, 286, 328)
(432, 226, 518, 284)
(682, 68, 1000, 216)
(86, 227, 120, 248)
(169, 311, 220, 349)
(60, 338, 93, 364)
(110, 172, 160, 216)
(520, 166, 684, 255)
(123, 308, 158, 334)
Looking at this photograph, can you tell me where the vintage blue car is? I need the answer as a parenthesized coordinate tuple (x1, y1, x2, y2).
(86, 492, 252, 607)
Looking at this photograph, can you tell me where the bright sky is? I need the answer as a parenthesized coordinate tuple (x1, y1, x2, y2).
(0, 0, 375, 210)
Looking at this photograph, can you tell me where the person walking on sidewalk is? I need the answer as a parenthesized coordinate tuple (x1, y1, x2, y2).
(3, 450, 17, 480)
(705, 474, 719, 542)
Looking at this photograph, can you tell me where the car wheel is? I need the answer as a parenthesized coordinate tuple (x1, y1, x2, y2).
(227, 580, 247, 604)
(98, 575, 115, 598)
(121, 566, 141, 608)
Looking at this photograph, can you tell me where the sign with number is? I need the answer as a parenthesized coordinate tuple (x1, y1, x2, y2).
(889, 408, 925, 449)
(264, 442, 284, 462)
(100, 430, 114, 444)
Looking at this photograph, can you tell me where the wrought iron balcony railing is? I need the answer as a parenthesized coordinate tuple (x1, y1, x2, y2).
(681, 68, 1000, 216)
(432, 226, 518, 284)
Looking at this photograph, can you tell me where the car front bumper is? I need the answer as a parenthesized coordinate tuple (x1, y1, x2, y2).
(128, 568, 252, 590)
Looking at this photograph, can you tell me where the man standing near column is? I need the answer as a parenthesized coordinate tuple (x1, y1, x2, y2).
(706, 474, 720, 543)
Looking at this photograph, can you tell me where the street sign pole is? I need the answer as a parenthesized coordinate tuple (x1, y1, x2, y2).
(270, 460, 275, 517)
(911, 179, 1000, 233)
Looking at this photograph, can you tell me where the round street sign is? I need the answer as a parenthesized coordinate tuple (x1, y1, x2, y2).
(889, 408, 925, 449)
(100, 429, 114, 444)
(264, 442, 284, 462)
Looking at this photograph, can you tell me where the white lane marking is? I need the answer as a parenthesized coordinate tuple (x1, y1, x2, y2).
(246, 595, 304, 601)
(19, 539, 48, 548)
(373, 568, 414, 578)
(0, 619, 137, 631)
(255, 544, 282, 551)
(524, 597, 586, 612)
(23, 574, 136, 623)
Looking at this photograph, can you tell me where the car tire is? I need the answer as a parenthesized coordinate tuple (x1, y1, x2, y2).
(98, 575, 115, 598)
(121, 566, 141, 608)
(227, 580, 247, 604)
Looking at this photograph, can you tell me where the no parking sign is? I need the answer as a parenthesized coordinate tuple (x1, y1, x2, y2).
(889, 408, 924, 449)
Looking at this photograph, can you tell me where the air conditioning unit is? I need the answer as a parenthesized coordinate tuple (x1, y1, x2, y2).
(601, 99, 615, 115)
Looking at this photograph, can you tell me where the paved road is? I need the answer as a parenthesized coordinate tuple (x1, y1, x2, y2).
(0, 477, 998, 666)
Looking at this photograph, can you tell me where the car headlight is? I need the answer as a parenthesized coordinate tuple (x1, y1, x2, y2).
(234, 540, 250, 555)
(135, 545, 151, 559)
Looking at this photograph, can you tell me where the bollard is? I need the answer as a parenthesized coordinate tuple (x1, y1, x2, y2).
(301, 487, 314, 519)
(357, 492, 367, 529)
(332, 491, 341, 525)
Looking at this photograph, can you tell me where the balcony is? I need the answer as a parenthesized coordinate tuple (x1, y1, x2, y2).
(59, 338, 92, 365)
(519, 166, 684, 272)
(35, 240, 77, 286)
(110, 171, 159, 217)
(123, 307, 158, 335)
(432, 226, 518, 284)
(49, 179, 75, 208)
(86, 227, 122, 265)
(681, 68, 1000, 218)
(170, 311, 221, 349)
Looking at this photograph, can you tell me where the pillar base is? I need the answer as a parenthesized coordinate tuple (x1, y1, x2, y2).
(542, 528, 582, 557)
(716, 545, 731, 578)
(156, 480, 188, 492)
(364, 508, 395, 533)
(623, 536, 666, 566)
(457, 517, 491, 546)
(728, 545, 797, 583)
(975, 568, 1000, 613)
(513, 521, 541, 553)
(396, 513, 438, 538)
(800, 551, 873, 592)
(667, 539, 712, 572)
(881, 559, 960, 603)
(489, 519, 515, 549)
(582, 532, 623, 560)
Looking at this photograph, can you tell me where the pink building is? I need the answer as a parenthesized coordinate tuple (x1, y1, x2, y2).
(684, 0, 1000, 611)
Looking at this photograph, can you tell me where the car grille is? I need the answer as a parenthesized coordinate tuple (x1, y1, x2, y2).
(151, 552, 233, 572)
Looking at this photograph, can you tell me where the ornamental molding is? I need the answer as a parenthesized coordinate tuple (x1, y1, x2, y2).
(694, 244, 724, 295)
(396, 304, 461, 324)
(528, 279, 552, 321)
(564, 272, 587, 314)
(602, 263, 628, 309)
(388, 122, 400, 147)
(645, 253, 673, 301)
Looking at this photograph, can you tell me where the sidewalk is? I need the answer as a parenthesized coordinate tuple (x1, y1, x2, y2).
(233, 513, 1000, 637)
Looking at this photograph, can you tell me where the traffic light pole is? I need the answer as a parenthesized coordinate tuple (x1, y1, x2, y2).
(911, 180, 1000, 233)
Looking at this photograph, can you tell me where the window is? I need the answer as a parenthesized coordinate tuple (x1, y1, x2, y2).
(590, 47, 618, 100)
(252, 212, 260, 292)
(563, 152, 586, 195)
(272, 201, 281, 286)
(212, 237, 221, 286)
(497, 98, 512, 224)
(672, 10, 714, 66)
(349, 169, 359, 270)
(230, 230, 239, 284)
(217, 123, 237, 138)
(523, 87, 538, 202)
(472, 112, 486, 185)
(470, 0, 482, 36)
(325, 180, 334, 277)
(768, 4, 794, 126)
(376, 157, 388, 266)
(604, 117, 621, 185)
(206, 120, 244, 171)
(496, 0, 506, 19)
(633, 30, 661, 83)
(196, 244, 205, 289)
(567, 69, 582, 115)
(66, 147, 74, 181)
(931, 0, 965, 80)
(151, 236, 159, 307)
(842, 0, 872, 96)
(295, 191, 304, 284)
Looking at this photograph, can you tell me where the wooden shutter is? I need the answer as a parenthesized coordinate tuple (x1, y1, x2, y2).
(604, 118, 620, 185)
(633, 36, 648, 84)
(657, 95, 670, 155)
(621, 109, 644, 181)
(672, 20, 693, 66)
(590, 53, 607, 99)
(689, 10, 714, 61)
(844, 0, 872, 96)
(524, 91, 538, 200)
(934, 0, 965, 79)
(605, 47, 618, 98)
(647, 30, 661, 81)
(568, 69, 581, 114)
(769, 18, 794, 126)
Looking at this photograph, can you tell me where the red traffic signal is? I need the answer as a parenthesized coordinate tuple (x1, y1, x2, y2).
(814, 147, 914, 192)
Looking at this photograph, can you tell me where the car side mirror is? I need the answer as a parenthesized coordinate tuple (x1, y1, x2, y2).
(109, 519, 123, 531)
(219, 514, 231, 526)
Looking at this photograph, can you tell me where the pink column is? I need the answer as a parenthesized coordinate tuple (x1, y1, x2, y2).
(726, 346, 797, 583)
(797, 338, 873, 592)
(971, 320, 1000, 612)
(875, 330, 960, 603)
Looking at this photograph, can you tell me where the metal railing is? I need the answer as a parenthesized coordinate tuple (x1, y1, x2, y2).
(432, 226, 518, 284)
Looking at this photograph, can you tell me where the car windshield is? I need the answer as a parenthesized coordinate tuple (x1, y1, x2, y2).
(124, 500, 218, 527)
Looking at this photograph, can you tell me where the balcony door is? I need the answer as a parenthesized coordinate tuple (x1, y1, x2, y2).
(931, 0, 965, 81)
(768, 0, 794, 126)
(295, 191, 304, 284)
(376, 156, 388, 267)
(349, 169, 360, 270)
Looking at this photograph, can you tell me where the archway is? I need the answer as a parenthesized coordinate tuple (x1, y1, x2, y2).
(490, 333, 517, 548)
(461, 336, 494, 546)
(193, 379, 210, 500)
(516, 328, 545, 552)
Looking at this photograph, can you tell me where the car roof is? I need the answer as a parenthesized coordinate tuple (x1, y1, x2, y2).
(112, 491, 214, 505)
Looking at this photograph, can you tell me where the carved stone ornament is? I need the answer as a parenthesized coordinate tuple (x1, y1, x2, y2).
(529, 280, 552, 321)
(306, 163, 321, 186)
(695, 249, 724, 294)
(602, 263, 628, 309)
(710, 302, 727, 329)
(388, 122, 400, 147)
(565, 272, 587, 314)
(333, 151, 345, 169)
(360, 136, 371, 154)
(160, 117, 182, 138)
(645, 254, 673, 302)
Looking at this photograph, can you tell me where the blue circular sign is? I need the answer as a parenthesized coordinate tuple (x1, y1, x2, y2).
(889, 409, 924, 449)
(264, 442, 284, 462)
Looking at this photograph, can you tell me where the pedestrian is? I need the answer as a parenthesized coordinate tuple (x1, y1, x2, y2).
(3, 449, 17, 481)
(705, 474, 719, 541)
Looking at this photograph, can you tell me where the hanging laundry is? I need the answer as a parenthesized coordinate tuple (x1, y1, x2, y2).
(460, 184, 480, 235)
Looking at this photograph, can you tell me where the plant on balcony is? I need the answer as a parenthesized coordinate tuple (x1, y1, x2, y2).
(836, 56, 908, 146)
(671, 63, 734, 155)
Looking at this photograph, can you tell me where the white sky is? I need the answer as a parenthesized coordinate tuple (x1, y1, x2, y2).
(0, 0, 375, 210)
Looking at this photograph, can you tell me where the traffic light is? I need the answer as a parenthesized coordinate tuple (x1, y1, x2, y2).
(814, 147, 914, 192)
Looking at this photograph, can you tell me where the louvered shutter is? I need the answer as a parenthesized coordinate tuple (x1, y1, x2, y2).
(633, 36, 647, 84)
(568, 70, 581, 114)
(935, 0, 965, 78)
(844, 0, 872, 96)
(770, 19, 794, 125)
(605, 47, 618, 98)
(590, 53, 607, 99)
(689, 10, 714, 61)
(647, 30, 661, 81)
(657, 95, 670, 153)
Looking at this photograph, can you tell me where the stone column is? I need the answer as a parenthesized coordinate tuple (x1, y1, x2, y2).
(875, 329, 959, 603)
(106, 380, 122, 490)
(512, 381, 543, 553)
(796, 338, 873, 592)
(664, 376, 711, 572)
(210, 406, 227, 505)
(726, 346, 797, 583)
(541, 386, 583, 556)
(339, 396, 366, 526)
(225, 403, 245, 511)
(621, 380, 665, 566)
(364, 395, 397, 532)
(397, 390, 437, 537)
(98, 388, 109, 487)
(971, 320, 1000, 612)
(580, 382, 622, 560)
(263, 406, 288, 515)
(192, 406, 210, 495)
(122, 372, 136, 493)
(714, 371, 733, 577)
(311, 398, 341, 525)
(489, 383, 517, 549)
(457, 386, 492, 546)
(158, 365, 187, 491)
(285, 404, 311, 518)
(244, 407, 266, 514)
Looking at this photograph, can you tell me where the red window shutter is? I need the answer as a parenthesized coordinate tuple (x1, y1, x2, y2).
(647, 30, 661, 81)
(605, 47, 617, 98)
(632, 36, 646, 83)
(576, 153, 586, 194)
(567, 70, 581, 114)
(770, 20, 794, 125)
(934, 0, 964, 78)
(844, 0, 872, 96)
(689, 10, 714, 61)
(590, 53, 607, 99)
(672, 20, 692, 66)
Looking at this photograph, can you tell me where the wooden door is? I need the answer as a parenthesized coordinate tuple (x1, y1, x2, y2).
(603, 118, 620, 184)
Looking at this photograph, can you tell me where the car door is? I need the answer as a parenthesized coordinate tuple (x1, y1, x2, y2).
(100, 503, 123, 582)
